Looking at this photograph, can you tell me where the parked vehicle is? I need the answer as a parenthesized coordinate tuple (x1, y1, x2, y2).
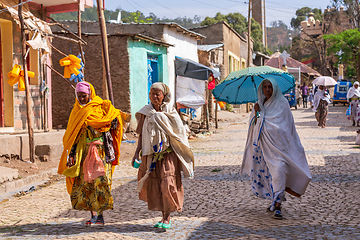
(333, 80, 352, 106)
(284, 88, 297, 109)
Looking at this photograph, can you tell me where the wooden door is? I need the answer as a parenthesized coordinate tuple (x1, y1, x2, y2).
(0, 28, 4, 127)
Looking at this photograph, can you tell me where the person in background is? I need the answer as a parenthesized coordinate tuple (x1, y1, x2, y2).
(308, 88, 314, 107)
(313, 85, 331, 128)
(58, 81, 129, 225)
(346, 81, 360, 127)
(296, 85, 302, 107)
(132, 82, 194, 229)
(242, 78, 311, 220)
(300, 83, 309, 108)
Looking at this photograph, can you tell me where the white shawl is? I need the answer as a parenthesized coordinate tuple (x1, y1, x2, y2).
(241, 77, 311, 196)
(136, 103, 194, 178)
(346, 86, 360, 100)
(312, 89, 330, 112)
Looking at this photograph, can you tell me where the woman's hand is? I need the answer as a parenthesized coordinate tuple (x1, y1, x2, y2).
(131, 152, 139, 167)
(66, 156, 75, 167)
(254, 103, 260, 113)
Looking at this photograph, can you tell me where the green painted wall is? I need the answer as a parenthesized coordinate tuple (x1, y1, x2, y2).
(128, 38, 168, 126)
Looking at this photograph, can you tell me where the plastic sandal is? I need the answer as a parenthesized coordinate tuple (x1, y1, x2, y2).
(162, 220, 171, 229)
(267, 206, 274, 212)
(273, 210, 283, 220)
(85, 215, 97, 225)
(154, 222, 163, 228)
(95, 215, 105, 225)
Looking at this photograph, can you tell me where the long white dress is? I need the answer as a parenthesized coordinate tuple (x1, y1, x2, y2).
(241, 77, 312, 210)
(346, 85, 360, 124)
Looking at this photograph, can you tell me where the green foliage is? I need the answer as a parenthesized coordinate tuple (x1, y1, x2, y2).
(290, 7, 323, 29)
(324, 29, 360, 78)
(51, 7, 202, 28)
(201, 12, 269, 53)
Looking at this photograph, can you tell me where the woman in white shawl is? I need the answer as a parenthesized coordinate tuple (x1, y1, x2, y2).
(346, 81, 360, 126)
(242, 78, 311, 220)
(132, 82, 194, 229)
(312, 85, 331, 128)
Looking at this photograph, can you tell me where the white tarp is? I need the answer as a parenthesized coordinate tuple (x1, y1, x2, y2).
(176, 75, 205, 109)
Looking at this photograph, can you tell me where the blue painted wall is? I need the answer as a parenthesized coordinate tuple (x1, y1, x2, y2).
(128, 38, 168, 126)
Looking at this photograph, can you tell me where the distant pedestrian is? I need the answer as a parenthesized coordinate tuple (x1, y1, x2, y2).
(132, 82, 194, 229)
(346, 81, 360, 127)
(58, 81, 129, 225)
(308, 88, 314, 106)
(242, 78, 311, 220)
(296, 85, 302, 107)
(300, 83, 309, 108)
(313, 85, 330, 128)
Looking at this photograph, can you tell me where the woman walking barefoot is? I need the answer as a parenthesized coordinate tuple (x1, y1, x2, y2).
(132, 82, 194, 229)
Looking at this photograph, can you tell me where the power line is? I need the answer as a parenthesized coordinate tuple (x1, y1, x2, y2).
(151, 0, 182, 16)
(0, 0, 32, 14)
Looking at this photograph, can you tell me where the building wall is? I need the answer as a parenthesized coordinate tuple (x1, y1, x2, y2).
(128, 38, 168, 126)
(0, 16, 45, 131)
(51, 34, 131, 129)
(163, 26, 199, 106)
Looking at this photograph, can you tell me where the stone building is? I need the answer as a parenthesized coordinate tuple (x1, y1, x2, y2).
(51, 32, 171, 128)
(191, 21, 252, 80)
(0, 0, 52, 132)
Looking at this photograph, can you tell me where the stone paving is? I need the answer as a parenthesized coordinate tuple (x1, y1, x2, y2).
(1, 105, 360, 239)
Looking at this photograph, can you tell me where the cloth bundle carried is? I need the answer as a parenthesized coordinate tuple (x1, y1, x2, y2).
(83, 140, 105, 183)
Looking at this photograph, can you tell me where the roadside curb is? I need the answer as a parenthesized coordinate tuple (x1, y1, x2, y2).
(0, 167, 58, 201)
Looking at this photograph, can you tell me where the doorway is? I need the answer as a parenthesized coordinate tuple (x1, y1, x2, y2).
(147, 54, 159, 103)
(0, 27, 4, 127)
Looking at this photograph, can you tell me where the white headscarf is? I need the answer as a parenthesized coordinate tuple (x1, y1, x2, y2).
(242, 78, 311, 196)
(346, 81, 360, 100)
(313, 86, 330, 112)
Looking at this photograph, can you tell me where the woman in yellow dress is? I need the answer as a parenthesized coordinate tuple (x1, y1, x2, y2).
(58, 81, 129, 225)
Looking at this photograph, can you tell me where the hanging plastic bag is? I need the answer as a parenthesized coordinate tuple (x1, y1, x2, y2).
(83, 140, 105, 183)
(346, 105, 351, 116)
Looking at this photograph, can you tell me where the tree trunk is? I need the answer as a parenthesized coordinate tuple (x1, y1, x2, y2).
(357, 52, 360, 81)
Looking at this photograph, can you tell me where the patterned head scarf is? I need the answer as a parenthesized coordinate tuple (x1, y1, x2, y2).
(150, 82, 171, 103)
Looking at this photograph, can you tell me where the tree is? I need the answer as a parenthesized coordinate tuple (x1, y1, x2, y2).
(324, 29, 360, 80)
(291, 7, 323, 30)
(201, 12, 267, 53)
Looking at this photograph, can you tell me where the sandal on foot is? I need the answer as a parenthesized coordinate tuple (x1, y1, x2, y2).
(266, 206, 274, 212)
(95, 215, 105, 225)
(154, 222, 163, 228)
(162, 220, 171, 229)
(273, 210, 283, 220)
(85, 215, 97, 225)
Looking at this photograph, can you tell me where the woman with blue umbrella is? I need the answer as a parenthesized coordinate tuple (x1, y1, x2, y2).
(241, 77, 312, 220)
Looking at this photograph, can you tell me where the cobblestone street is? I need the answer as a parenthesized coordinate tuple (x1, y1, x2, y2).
(1, 106, 360, 239)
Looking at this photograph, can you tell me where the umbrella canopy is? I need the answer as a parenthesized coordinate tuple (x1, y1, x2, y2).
(175, 57, 220, 80)
(212, 66, 295, 104)
(312, 76, 338, 86)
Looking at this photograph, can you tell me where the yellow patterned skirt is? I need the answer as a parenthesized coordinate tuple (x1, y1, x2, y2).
(70, 144, 114, 213)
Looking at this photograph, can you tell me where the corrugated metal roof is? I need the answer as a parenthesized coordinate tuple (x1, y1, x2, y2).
(198, 43, 224, 52)
(265, 51, 321, 77)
